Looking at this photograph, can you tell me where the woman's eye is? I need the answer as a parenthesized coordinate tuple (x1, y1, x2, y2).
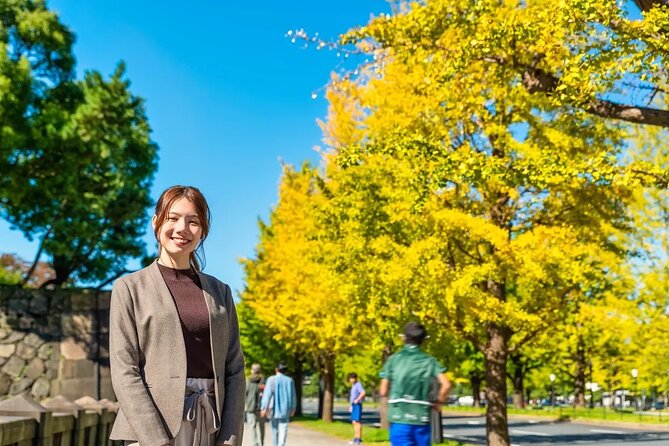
(167, 217, 177, 222)
(191, 221, 200, 226)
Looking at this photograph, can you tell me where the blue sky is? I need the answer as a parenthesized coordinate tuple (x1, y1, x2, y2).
(0, 0, 390, 294)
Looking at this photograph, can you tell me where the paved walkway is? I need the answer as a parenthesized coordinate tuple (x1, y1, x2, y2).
(242, 422, 346, 446)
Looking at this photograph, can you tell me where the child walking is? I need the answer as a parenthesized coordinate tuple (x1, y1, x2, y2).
(348, 372, 366, 444)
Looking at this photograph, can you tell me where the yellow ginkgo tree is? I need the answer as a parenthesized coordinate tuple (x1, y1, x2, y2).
(311, 0, 669, 444)
(240, 164, 367, 422)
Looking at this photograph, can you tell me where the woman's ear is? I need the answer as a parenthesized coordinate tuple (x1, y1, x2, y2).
(151, 214, 157, 231)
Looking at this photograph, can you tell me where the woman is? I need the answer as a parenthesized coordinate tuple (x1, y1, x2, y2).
(109, 185, 245, 446)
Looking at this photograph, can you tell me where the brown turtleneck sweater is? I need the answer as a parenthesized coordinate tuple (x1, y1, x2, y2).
(157, 263, 214, 378)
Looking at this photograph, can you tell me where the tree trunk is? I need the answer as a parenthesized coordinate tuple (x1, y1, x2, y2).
(574, 338, 587, 407)
(484, 324, 511, 446)
(294, 355, 303, 416)
(318, 373, 324, 419)
(321, 354, 335, 422)
(41, 255, 71, 288)
(510, 354, 525, 408)
(471, 372, 483, 408)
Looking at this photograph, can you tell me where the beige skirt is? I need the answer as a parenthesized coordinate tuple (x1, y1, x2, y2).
(125, 377, 220, 446)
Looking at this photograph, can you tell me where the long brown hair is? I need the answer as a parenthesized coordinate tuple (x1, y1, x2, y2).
(154, 185, 211, 271)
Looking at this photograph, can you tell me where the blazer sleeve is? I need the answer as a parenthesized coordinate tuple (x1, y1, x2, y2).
(109, 278, 171, 446)
(216, 284, 246, 445)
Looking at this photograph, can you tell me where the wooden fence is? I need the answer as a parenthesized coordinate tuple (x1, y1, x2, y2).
(0, 393, 121, 446)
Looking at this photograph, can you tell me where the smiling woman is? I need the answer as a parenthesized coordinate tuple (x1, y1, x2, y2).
(109, 185, 245, 446)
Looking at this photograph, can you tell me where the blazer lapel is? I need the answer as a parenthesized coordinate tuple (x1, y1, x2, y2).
(148, 260, 175, 304)
(147, 260, 187, 378)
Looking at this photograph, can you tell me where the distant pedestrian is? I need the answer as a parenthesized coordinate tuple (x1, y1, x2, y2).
(379, 322, 451, 446)
(260, 362, 297, 446)
(348, 372, 366, 444)
(246, 363, 266, 446)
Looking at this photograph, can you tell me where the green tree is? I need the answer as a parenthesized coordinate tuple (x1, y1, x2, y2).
(0, 1, 157, 287)
(0, 0, 75, 187)
(3, 64, 157, 286)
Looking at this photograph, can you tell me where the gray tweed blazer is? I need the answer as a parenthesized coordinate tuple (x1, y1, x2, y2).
(109, 261, 245, 446)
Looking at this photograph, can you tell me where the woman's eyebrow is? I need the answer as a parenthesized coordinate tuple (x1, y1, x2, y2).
(168, 212, 200, 218)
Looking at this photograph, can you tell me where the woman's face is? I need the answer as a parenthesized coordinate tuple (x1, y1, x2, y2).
(153, 197, 203, 267)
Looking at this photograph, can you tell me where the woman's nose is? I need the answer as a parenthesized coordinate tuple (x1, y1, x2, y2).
(175, 218, 189, 233)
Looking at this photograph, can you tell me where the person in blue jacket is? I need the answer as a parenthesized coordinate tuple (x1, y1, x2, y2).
(260, 362, 296, 446)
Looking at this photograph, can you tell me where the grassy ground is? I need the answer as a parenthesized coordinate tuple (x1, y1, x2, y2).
(292, 415, 466, 445)
(444, 404, 669, 425)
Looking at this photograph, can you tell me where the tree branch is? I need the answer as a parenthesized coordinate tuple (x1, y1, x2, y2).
(521, 67, 669, 127)
(633, 0, 669, 12)
(587, 100, 669, 127)
(95, 268, 131, 290)
(508, 326, 545, 353)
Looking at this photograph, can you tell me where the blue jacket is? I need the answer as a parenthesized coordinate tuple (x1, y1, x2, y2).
(260, 373, 297, 419)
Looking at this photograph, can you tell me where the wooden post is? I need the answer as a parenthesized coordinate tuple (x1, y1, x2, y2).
(42, 395, 84, 446)
(74, 396, 106, 446)
(0, 417, 38, 446)
(97, 399, 119, 446)
(0, 393, 55, 446)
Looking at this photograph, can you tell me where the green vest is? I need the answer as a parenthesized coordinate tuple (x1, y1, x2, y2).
(380, 345, 445, 425)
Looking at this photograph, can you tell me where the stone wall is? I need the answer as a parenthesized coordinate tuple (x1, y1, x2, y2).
(0, 286, 113, 401)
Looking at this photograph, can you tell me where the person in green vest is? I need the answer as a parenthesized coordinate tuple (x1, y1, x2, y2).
(379, 321, 451, 446)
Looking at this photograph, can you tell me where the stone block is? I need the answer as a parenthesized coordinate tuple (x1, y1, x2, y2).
(25, 357, 44, 380)
(18, 316, 35, 330)
(29, 294, 49, 316)
(2, 355, 25, 378)
(70, 293, 94, 311)
(60, 337, 88, 360)
(31, 377, 50, 400)
(45, 368, 57, 380)
(0, 343, 16, 358)
(0, 373, 11, 395)
(16, 342, 36, 360)
(23, 332, 45, 348)
(59, 359, 95, 379)
(7, 298, 29, 313)
(37, 343, 54, 360)
(0, 331, 25, 344)
(61, 314, 94, 337)
(100, 378, 116, 401)
(50, 379, 61, 395)
(49, 299, 63, 313)
(97, 294, 111, 310)
(10, 377, 34, 394)
(99, 365, 111, 378)
(55, 378, 97, 401)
